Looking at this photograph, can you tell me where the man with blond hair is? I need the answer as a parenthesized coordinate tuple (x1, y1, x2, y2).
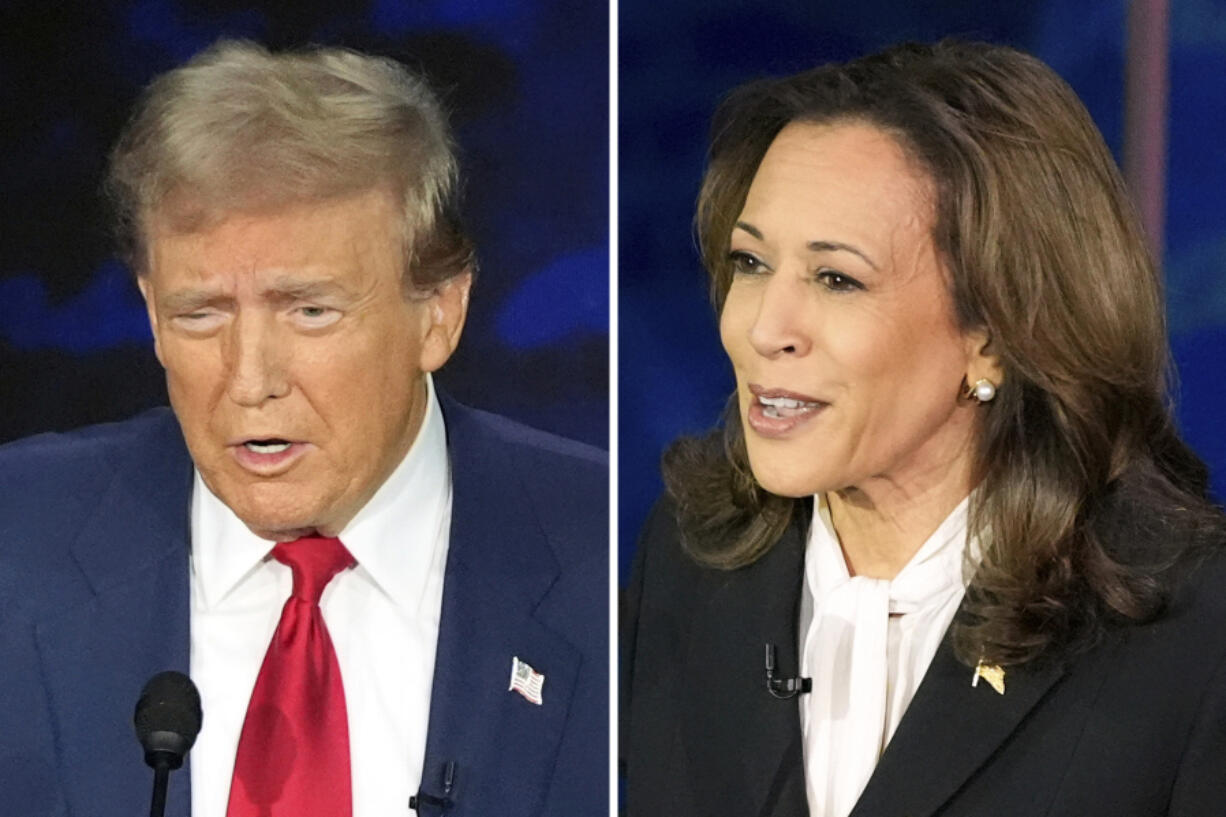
(0, 40, 606, 817)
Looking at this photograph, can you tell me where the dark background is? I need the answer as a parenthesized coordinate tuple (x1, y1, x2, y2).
(619, 0, 1226, 581)
(0, 0, 608, 449)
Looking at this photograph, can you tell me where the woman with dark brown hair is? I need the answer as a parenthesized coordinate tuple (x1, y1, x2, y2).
(621, 40, 1226, 817)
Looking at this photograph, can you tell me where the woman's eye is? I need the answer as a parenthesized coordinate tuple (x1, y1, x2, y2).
(728, 250, 767, 275)
(816, 270, 863, 292)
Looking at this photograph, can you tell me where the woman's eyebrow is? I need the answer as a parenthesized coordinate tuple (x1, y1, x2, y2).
(734, 220, 879, 271)
(806, 240, 879, 271)
(733, 220, 765, 240)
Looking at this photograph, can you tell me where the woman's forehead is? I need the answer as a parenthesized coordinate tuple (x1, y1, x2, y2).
(737, 121, 936, 263)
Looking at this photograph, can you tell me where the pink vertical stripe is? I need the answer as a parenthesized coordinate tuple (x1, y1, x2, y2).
(1125, 0, 1170, 261)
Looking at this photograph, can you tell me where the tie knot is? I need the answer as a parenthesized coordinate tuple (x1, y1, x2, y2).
(272, 536, 355, 604)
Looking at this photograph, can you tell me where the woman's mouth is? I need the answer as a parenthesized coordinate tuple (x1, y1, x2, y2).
(746, 387, 827, 438)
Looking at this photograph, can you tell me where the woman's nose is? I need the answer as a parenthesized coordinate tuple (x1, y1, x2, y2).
(747, 273, 812, 358)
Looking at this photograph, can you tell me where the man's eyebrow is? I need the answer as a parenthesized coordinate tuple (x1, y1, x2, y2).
(159, 289, 229, 312)
(733, 220, 880, 272)
(262, 278, 351, 300)
(158, 279, 354, 312)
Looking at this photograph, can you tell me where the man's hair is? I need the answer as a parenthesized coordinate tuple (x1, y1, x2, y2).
(666, 40, 1224, 668)
(107, 39, 474, 290)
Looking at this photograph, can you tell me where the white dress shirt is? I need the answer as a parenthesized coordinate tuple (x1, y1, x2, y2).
(189, 377, 452, 817)
(799, 494, 974, 817)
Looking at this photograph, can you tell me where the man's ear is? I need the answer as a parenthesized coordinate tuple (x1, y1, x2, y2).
(418, 271, 473, 373)
(136, 274, 165, 367)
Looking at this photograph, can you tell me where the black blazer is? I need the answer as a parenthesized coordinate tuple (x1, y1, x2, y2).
(621, 497, 1226, 817)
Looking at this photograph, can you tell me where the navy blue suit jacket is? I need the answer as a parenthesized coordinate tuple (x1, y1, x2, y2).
(0, 399, 607, 816)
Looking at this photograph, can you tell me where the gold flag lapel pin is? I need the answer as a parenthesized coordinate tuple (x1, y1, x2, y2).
(972, 658, 1006, 695)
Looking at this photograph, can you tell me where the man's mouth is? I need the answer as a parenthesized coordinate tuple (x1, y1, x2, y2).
(243, 439, 293, 454)
(230, 438, 309, 474)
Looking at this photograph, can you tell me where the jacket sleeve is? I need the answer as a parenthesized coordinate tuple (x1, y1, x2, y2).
(0, 599, 69, 817)
(618, 497, 654, 784)
(1168, 639, 1226, 814)
(620, 497, 701, 816)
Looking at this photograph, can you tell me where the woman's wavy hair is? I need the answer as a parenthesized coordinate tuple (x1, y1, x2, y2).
(665, 40, 1222, 668)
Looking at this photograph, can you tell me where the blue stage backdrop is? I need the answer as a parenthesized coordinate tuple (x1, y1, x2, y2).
(0, 1, 608, 449)
(619, 0, 1226, 582)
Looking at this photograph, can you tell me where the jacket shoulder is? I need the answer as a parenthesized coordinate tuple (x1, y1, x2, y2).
(0, 409, 185, 602)
(0, 408, 179, 476)
(446, 400, 607, 567)
(450, 401, 606, 470)
(0, 409, 179, 541)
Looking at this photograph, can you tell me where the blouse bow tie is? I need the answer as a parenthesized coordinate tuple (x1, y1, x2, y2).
(800, 495, 973, 817)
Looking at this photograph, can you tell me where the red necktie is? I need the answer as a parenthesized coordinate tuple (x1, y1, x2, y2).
(226, 536, 356, 817)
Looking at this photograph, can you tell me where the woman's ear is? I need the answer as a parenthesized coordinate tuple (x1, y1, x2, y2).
(964, 328, 1004, 389)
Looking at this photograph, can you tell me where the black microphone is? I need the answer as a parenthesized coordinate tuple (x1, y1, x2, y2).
(409, 760, 457, 813)
(764, 643, 811, 699)
(134, 671, 202, 817)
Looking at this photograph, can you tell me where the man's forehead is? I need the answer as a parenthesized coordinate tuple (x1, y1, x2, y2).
(151, 184, 400, 232)
(149, 189, 401, 258)
(146, 193, 403, 286)
(163, 270, 354, 293)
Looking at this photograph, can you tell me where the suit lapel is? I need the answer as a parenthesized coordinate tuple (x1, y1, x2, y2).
(850, 637, 1065, 817)
(417, 401, 581, 816)
(34, 411, 195, 817)
(682, 517, 809, 817)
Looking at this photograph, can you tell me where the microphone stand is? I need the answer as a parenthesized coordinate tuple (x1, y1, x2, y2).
(149, 758, 170, 817)
(145, 750, 180, 817)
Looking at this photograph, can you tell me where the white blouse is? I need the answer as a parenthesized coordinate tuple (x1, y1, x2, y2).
(798, 494, 974, 817)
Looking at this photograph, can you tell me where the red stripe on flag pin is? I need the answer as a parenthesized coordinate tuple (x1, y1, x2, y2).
(509, 656, 544, 705)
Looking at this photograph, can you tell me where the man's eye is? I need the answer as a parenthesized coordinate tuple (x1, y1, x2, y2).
(172, 311, 225, 332)
(728, 250, 767, 275)
(293, 305, 341, 327)
(816, 270, 864, 292)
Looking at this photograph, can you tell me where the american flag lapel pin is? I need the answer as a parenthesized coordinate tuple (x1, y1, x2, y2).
(509, 656, 545, 705)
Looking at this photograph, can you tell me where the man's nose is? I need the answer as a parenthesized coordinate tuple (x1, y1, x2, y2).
(747, 272, 812, 358)
(225, 314, 290, 406)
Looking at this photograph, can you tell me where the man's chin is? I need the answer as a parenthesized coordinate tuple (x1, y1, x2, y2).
(223, 496, 338, 542)
(236, 509, 345, 541)
(246, 524, 327, 543)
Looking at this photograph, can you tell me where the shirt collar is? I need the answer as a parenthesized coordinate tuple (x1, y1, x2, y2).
(191, 374, 451, 614)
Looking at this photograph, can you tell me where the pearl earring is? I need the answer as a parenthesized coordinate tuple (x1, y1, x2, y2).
(972, 378, 996, 403)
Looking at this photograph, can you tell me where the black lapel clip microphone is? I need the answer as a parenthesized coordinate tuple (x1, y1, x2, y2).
(764, 643, 811, 699)
(410, 760, 456, 814)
